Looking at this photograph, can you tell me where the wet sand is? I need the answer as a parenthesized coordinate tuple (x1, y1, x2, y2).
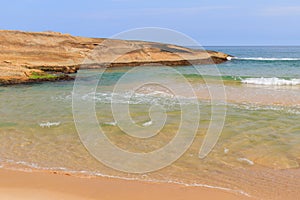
(0, 169, 251, 200)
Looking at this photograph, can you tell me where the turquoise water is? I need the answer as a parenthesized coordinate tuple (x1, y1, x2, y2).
(206, 46, 300, 78)
(1, 46, 300, 199)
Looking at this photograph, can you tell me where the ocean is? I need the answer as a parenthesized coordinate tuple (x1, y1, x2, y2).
(1, 46, 300, 199)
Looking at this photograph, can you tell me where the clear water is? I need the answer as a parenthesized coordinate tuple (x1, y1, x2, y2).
(1, 46, 300, 199)
(205, 46, 300, 78)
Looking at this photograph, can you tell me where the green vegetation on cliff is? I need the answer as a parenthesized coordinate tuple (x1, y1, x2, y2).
(29, 72, 57, 80)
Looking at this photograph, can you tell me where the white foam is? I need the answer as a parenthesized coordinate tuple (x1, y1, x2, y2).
(224, 148, 229, 154)
(226, 56, 233, 61)
(142, 120, 153, 127)
(241, 77, 300, 86)
(0, 158, 251, 198)
(73, 91, 195, 111)
(104, 121, 117, 126)
(39, 121, 61, 128)
(233, 57, 300, 61)
(228, 103, 300, 115)
(237, 158, 254, 165)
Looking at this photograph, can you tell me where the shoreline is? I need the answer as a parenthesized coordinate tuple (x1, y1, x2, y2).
(0, 168, 251, 200)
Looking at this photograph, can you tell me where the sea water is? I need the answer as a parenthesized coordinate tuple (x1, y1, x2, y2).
(1, 46, 300, 199)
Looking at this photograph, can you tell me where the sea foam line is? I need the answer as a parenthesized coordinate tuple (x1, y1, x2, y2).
(39, 121, 61, 128)
(0, 158, 251, 198)
(104, 121, 117, 126)
(241, 77, 300, 86)
(237, 158, 254, 165)
(233, 57, 300, 61)
(229, 103, 300, 115)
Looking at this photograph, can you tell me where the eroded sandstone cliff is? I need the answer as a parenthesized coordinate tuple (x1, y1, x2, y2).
(0, 30, 230, 84)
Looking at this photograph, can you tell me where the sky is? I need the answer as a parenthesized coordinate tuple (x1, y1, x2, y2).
(1, 0, 300, 45)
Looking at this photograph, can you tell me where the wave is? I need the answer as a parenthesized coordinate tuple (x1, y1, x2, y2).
(229, 103, 300, 115)
(39, 121, 61, 128)
(237, 158, 254, 165)
(104, 121, 117, 126)
(74, 90, 198, 111)
(233, 57, 300, 61)
(142, 120, 153, 127)
(59, 90, 300, 115)
(241, 77, 300, 86)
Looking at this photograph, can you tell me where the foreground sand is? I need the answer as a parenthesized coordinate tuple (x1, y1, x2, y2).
(0, 169, 251, 200)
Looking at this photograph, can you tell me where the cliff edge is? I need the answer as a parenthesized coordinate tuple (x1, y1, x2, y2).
(0, 30, 230, 84)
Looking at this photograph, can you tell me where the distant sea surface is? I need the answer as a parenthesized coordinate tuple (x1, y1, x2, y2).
(1, 46, 300, 199)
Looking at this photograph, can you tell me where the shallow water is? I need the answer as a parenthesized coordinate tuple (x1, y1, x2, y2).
(1, 46, 300, 199)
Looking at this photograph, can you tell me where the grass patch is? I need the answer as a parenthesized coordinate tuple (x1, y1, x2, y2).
(29, 72, 57, 80)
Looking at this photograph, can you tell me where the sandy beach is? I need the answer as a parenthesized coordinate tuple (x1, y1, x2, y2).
(1, 0, 300, 199)
(0, 169, 251, 200)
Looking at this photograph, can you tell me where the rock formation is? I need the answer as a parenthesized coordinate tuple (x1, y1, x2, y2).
(0, 30, 230, 84)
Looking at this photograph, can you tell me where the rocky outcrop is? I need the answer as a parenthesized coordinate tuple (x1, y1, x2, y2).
(0, 30, 230, 84)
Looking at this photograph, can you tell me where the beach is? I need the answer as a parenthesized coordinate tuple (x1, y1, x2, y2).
(1, 45, 300, 199)
(0, 169, 250, 200)
(1, 0, 300, 198)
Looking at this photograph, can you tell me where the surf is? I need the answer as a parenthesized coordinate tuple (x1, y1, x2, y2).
(232, 57, 300, 61)
(241, 77, 300, 85)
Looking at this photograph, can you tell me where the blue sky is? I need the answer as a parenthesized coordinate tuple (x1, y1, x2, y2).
(1, 0, 300, 45)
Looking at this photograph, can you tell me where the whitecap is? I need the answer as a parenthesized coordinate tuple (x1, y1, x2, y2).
(142, 120, 153, 127)
(241, 77, 300, 86)
(39, 121, 61, 128)
(233, 57, 300, 61)
(104, 121, 117, 126)
(237, 158, 254, 165)
(226, 56, 233, 61)
(224, 148, 229, 154)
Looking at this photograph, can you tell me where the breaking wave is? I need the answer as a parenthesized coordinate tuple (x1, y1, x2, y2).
(233, 57, 300, 61)
(39, 121, 61, 128)
(241, 77, 300, 86)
